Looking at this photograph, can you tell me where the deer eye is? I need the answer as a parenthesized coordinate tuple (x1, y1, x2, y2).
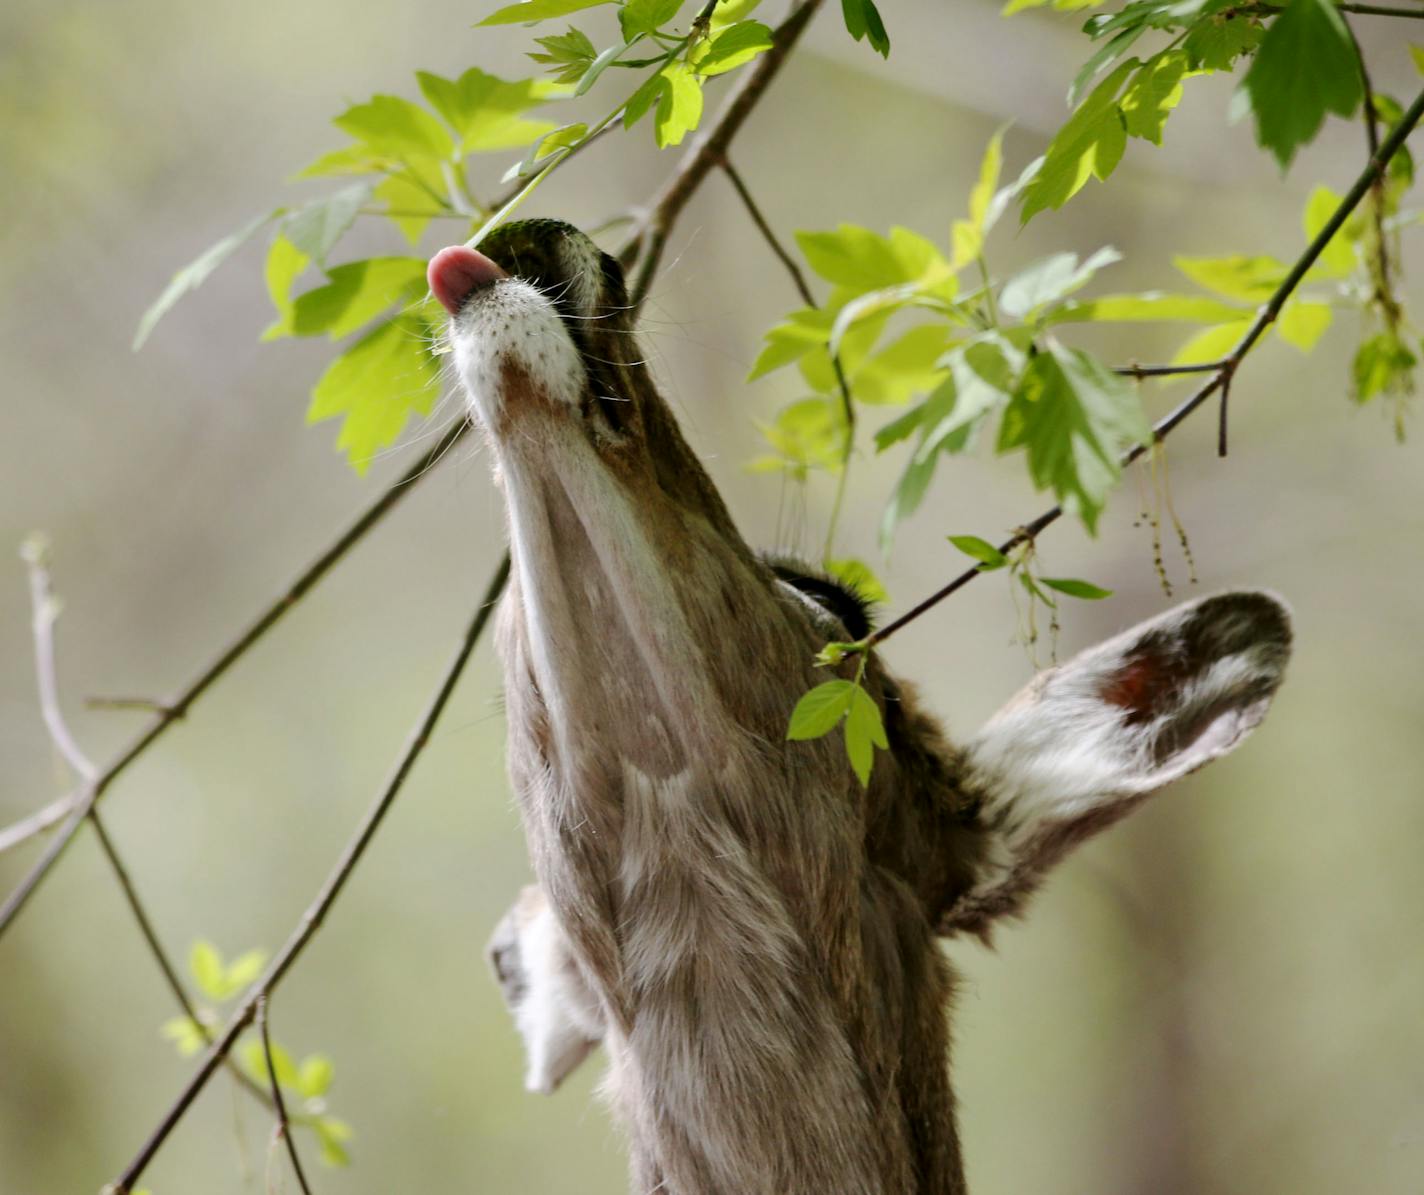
(766, 559, 875, 640)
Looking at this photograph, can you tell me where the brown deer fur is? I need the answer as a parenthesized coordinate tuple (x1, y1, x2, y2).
(435, 221, 1292, 1195)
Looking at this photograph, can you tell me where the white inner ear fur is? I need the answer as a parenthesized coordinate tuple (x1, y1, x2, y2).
(965, 591, 1291, 839)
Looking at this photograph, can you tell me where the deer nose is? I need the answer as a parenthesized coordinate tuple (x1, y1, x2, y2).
(428, 245, 508, 315)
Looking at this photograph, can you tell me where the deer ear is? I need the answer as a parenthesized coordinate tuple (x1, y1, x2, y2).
(944, 591, 1291, 935)
(487, 886, 604, 1094)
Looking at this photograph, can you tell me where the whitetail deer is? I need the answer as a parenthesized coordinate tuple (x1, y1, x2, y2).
(429, 220, 1292, 1194)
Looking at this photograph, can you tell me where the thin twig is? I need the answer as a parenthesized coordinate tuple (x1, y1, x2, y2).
(84, 696, 180, 715)
(865, 80, 1424, 650)
(0, 418, 471, 932)
(257, 996, 315, 1195)
(1240, 2, 1424, 16)
(717, 154, 857, 558)
(1218, 366, 1233, 458)
(110, 558, 510, 1195)
(621, 0, 825, 307)
(1114, 359, 1228, 378)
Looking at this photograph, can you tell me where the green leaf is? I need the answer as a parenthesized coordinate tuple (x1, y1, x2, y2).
(824, 557, 890, 604)
(242, 1038, 300, 1089)
(796, 224, 947, 292)
(999, 340, 1150, 534)
(1049, 291, 1248, 325)
(530, 26, 597, 77)
(1173, 253, 1287, 302)
(1276, 301, 1332, 352)
(334, 95, 453, 161)
(1302, 184, 1355, 276)
(620, 0, 684, 40)
(841, 0, 890, 57)
(999, 247, 1121, 320)
(224, 948, 267, 992)
(850, 324, 954, 405)
(880, 450, 940, 550)
(372, 172, 443, 247)
(749, 397, 848, 477)
(1171, 318, 1251, 365)
(948, 534, 1009, 570)
(844, 685, 888, 786)
(1352, 331, 1417, 403)
(503, 121, 588, 181)
(480, 0, 616, 26)
(1020, 59, 1136, 223)
(1241, 0, 1361, 170)
(1039, 576, 1113, 599)
(748, 307, 831, 379)
(134, 212, 274, 350)
(951, 128, 1007, 267)
(1184, 11, 1263, 71)
(697, 20, 775, 75)
(874, 403, 928, 452)
(787, 680, 857, 740)
(1412, 44, 1424, 77)
(280, 257, 427, 341)
(283, 184, 370, 268)
(260, 235, 311, 341)
(654, 62, 703, 148)
(298, 1054, 336, 1099)
(160, 1015, 209, 1057)
(307, 315, 441, 474)
(1119, 50, 1187, 145)
(416, 69, 560, 153)
(189, 940, 226, 1001)
(315, 1117, 354, 1167)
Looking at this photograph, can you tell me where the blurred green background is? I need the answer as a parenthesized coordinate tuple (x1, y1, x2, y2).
(3, 1, 1423, 1192)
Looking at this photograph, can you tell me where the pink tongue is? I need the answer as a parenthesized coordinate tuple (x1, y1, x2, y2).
(428, 245, 507, 314)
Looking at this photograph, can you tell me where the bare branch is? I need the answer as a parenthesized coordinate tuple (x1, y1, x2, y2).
(866, 80, 1424, 650)
(0, 418, 471, 936)
(1114, 360, 1228, 379)
(109, 556, 510, 1195)
(256, 996, 315, 1195)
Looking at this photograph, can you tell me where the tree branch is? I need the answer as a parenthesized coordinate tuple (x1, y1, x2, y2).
(865, 81, 1424, 650)
(0, 417, 471, 932)
(108, 556, 509, 1195)
(257, 995, 315, 1195)
(621, 0, 826, 307)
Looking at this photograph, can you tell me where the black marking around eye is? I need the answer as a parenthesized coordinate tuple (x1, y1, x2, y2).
(765, 558, 875, 640)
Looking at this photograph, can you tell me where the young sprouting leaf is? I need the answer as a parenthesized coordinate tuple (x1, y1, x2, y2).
(297, 1054, 336, 1100)
(795, 224, 947, 292)
(825, 557, 890, 604)
(1240, 0, 1361, 170)
(653, 62, 703, 148)
(261, 235, 311, 341)
(1039, 576, 1113, 599)
(161, 1015, 209, 1057)
(697, 20, 775, 76)
(315, 1116, 354, 1167)
(998, 246, 1121, 320)
(415, 69, 560, 153)
(306, 315, 441, 474)
(1171, 318, 1252, 366)
(279, 257, 428, 341)
(189, 940, 226, 1001)
(948, 535, 1009, 570)
(951, 127, 1006, 267)
(1301, 184, 1355, 276)
(224, 948, 268, 992)
(1048, 291, 1248, 325)
(334, 95, 454, 162)
(1276, 301, 1332, 352)
(283, 184, 371, 268)
(479, 0, 616, 26)
(242, 1038, 300, 1089)
(841, 0, 890, 57)
(998, 339, 1150, 534)
(748, 397, 848, 478)
(844, 684, 888, 786)
(787, 679, 858, 740)
(1020, 59, 1137, 223)
(1118, 50, 1187, 145)
(529, 26, 598, 84)
(134, 211, 275, 350)
(620, 0, 684, 40)
(1173, 253, 1287, 302)
(503, 121, 588, 181)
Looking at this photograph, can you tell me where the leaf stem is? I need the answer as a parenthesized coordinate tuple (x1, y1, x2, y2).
(256, 996, 315, 1195)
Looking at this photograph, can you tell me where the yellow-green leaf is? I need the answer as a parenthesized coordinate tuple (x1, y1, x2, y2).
(1174, 254, 1287, 302)
(287, 257, 428, 341)
(1172, 319, 1252, 365)
(261, 235, 311, 341)
(1276, 301, 1332, 352)
(415, 68, 561, 153)
(654, 62, 703, 148)
(1302, 185, 1355, 276)
(787, 680, 857, 740)
(479, 0, 615, 26)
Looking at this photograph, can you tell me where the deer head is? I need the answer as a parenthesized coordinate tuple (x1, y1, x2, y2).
(430, 220, 1292, 1194)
